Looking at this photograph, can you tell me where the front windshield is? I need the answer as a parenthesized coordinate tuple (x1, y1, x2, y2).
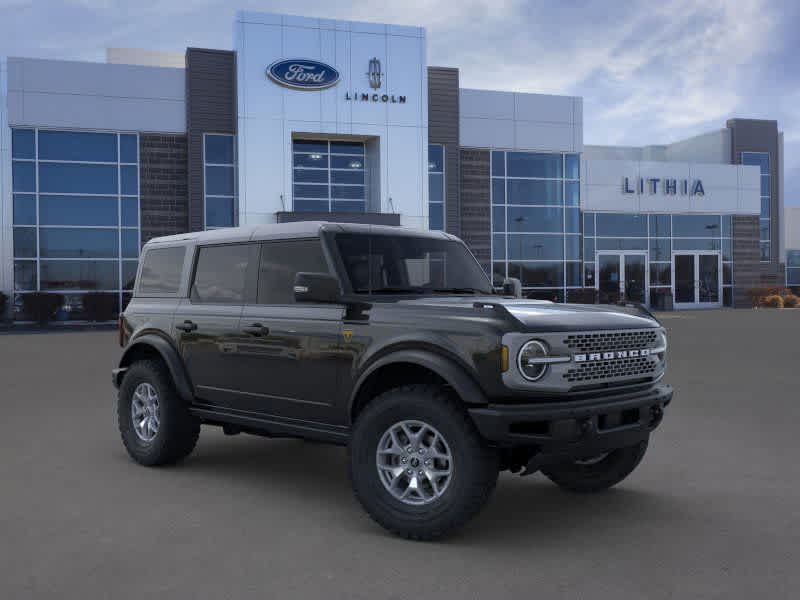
(334, 233, 493, 295)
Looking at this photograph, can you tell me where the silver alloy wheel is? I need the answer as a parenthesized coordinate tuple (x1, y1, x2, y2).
(131, 382, 161, 442)
(376, 420, 453, 506)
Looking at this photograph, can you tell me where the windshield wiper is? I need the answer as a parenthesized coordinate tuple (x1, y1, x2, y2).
(429, 287, 485, 294)
(352, 287, 428, 294)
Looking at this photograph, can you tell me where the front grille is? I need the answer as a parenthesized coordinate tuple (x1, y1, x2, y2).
(563, 355, 658, 383)
(563, 330, 658, 353)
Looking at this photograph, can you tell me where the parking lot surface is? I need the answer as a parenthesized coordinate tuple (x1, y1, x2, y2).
(1, 309, 799, 599)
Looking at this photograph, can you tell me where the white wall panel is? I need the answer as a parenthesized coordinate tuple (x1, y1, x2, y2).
(514, 121, 574, 152)
(459, 117, 513, 149)
(460, 89, 514, 120)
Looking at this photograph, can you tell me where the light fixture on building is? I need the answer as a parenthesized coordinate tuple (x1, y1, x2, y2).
(310, 153, 322, 160)
(349, 160, 363, 169)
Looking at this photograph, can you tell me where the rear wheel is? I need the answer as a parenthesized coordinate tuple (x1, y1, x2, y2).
(541, 439, 649, 493)
(118, 359, 200, 466)
(349, 385, 498, 540)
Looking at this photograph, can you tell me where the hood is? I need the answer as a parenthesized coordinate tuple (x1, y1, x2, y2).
(386, 296, 659, 332)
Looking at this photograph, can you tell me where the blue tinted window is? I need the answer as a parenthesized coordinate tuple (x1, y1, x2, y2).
(760, 175, 770, 197)
(759, 220, 770, 240)
(492, 206, 505, 232)
(673, 214, 721, 237)
(721, 215, 732, 237)
(673, 238, 721, 251)
(40, 228, 118, 259)
(332, 201, 366, 213)
(40, 261, 119, 291)
(14, 261, 37, 290)
(206, 166, 235, 195)
(293, 153, 328, 168)
(565, 235, 581, 260)
(761, 197, 770, 218)
(205, 135, 235, 164)
(492, 235, 506, 260)
(121, 165, 138, 195)
(428, 145, 444, 172)
(507, 180, 562, 205)
(565, 154, 580, 179)
(787, 250, 800, 268)
(330, 141, 364, 155)
(12, 129, 35, 159)
(429, 173, 444, 204)
(39, 163, 118, 194)
(331, 156, 364, 170)
(492, 179, 505, 205)
(507, 206, 563, 233)
(40, 195, 118, 226)
(331, 185, 364, 200)
(508, 262, 563, 287)
(294, 199, 329, 212)
(565, 181, 579, 206)
(120, 135, 138, 163)
(491, 151, 505, 177)
(507, 152, 562, 178)
(722, 238, 732, 261)
(206, 197, 234, 228)
(13, 194, 36, 225)
(13, 228, 37, 258)
(294, 169, 328, 184)
(760, 242, 770, 261)
(596, 238, 648, 251)
(293, 140, 328, 154)
(121, 198, 139, 226)
(583, 213, 594, 236)
(583, 238, 594, 261)
(12, 161, 36, 192)
(595, 213, 647, 237)
(566, 262, 581, 287)
(565, 208, 580, 233)
(649, 239, 671, 261)
(38, 130, 117, 162)
(507, 235, 564, 260)
(122, 229, 139, 258)
(789, 269, 800, 285)
(429, 203, 444, 230)
(649, 214, 671, 237)
(331, 170, 364, 185)
(741, 152, 769, 174)
(122, 261, 138, 290)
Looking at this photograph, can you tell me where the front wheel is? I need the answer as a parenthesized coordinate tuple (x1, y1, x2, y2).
(541, 439, 649, 493)
(349, 385, 498, 540)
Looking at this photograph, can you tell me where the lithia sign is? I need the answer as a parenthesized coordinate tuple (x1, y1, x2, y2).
(623, 176, 705, 196)
(267, 57, 406, 103)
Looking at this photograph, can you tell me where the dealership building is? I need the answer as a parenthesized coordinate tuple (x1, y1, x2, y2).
(0, 10, 794, 318)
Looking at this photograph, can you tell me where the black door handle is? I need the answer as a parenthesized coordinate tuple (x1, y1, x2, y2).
(176, 320, 198, 332)
(242, 323, 269, 336)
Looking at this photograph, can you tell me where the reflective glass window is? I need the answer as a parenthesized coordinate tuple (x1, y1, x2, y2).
(12, 161, 36, 192)
(121, 165, 138, 195)
(293, 140, 328, 153)
(650, 264, 671, 286)
(492, 235, 506, 261)
(565, 208, 580, 233)
(673, 238, 721, 251)
(760, 175, 770, 197)
(787, 250, 800, 268)
(257, 240, 330, 305)
(38, 131, 117, 162)
(507, 235, 564, 260)
(428, 145, 444, 172)
(39, 195, 118, 226)
(722, 238, 732, 262)
(294, 169, 328, 184)
(649, 238, 671, 262)
(39, 163, 118, 194)
(491, 151, 505, 177)
(721, 215, 732, 237)
(507, 152, 562, 178)
(673, 214, 721, 237)
(294, 200, 329, 212)
(204, 135, 235, 164)
(122, 261, 138, 291)
(12, 129, 35, 159)
(508, 262, 564, 287)
(39, 228, 118, 259)
(492, 207, 505, 232)
(595, 213, 647, 237)
(583, 213, 595, 236)
(507, 180, 562, 205)
(191, 244, 252, 304)
(138, 246, 186, 295)
(492, 179, 505, 205)
(332, 170, 365, 185)
(596, 238, 647, 251)
(565, 235, 581, 261)
(122, 229, 139, 259)
(120, 135, 138, 163)
(332, 201, 366, 213)
(741, 152, 769, 174)
(760, 242, 771, 261)
(649, 214, 671, 238)
(507, 206, 563, 233)
(583, 237, 594, 262)
(14, 261, 37, 290)
(121, 198, 139, 227)
(206, 197, 235, 228)
(330, 141, 364, 155)
(331, 185, 364, 200)
(293, 153, 328, 168)
(13, 194, 36, 225)
(205, 165, 235, 196)
(40, 260, 119, 291)
(584, 262, 595, 287)
(331, 156, 364, 170)
(566, 262, 581, 287)
(565, 154, 580, 180)
(565, 181, 580, 206)
(429, 202, 444, 231)
(13, 228, 37, 258)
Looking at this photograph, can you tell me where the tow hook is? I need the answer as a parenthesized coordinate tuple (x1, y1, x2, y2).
(649, 405, 664, 427)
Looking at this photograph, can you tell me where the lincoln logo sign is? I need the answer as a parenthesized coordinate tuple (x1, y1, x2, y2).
(266, 59, 340, 90)
(623, 176, 705, 196)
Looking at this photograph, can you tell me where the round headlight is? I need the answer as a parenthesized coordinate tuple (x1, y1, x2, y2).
(518, 340, 549, 381)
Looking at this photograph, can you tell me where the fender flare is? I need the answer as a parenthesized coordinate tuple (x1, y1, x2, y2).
(117, 333, 195, 403)
(348, 349, 488, 422)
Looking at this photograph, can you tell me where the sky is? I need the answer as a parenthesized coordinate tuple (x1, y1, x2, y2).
(1, 0, 798, 204)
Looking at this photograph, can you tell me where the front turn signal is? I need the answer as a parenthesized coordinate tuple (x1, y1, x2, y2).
(500, 345, 509, 372)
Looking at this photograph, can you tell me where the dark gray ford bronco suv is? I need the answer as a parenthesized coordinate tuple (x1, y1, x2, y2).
(114, 222, 672, 540)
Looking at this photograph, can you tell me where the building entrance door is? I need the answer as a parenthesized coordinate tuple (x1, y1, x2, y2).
(672, 251, 721, 309)
(596, 252, 648, 305)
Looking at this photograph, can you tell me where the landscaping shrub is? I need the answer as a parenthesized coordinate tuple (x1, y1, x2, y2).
(747, 287, 790, 307)
(82, 292, 118, 322)
(782, 294, 799, 308)
(762, 295, 784, 309)
(21, 293, 64, 324)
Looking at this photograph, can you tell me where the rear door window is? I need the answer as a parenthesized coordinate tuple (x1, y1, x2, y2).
(257, 239, 330, 304)
(191, 244, 254, 304)
(137, 246, 186, 296)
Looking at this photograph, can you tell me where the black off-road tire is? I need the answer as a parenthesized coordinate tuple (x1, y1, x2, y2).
(118, 359, 200, 466)
(349, 385, 499, 540)
(542, 439, 649, 493)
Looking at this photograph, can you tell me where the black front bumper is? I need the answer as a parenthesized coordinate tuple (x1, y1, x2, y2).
(469, 384, 673, 460)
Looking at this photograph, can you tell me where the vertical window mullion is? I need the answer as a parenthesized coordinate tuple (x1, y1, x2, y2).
(35, 128, 40, 293)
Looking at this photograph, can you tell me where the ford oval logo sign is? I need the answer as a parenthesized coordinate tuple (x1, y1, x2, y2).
(267, 59, 340, 90)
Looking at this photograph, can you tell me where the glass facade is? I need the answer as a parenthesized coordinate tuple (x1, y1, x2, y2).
(428, 144, 444, 230)
(742, 152, 770, 261)
(11, 128, 140, 319)
(491, 150, 580, 300)
(584, 212, 733, 306)
(788, 250, 800, 287)
(204, 134, 237, 229)
(292, 140, 366, 212)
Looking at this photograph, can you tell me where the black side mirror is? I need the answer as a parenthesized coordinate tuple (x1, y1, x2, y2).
(294, 272, 342, 303)
(502, 277, 522, 298)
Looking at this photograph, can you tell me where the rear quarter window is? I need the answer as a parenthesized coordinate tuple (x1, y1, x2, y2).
(191, 243, 253, 304)
(137, 246, 187, 296)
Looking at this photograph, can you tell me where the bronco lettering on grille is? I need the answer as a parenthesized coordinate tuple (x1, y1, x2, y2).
(574, 349, 651, 362)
